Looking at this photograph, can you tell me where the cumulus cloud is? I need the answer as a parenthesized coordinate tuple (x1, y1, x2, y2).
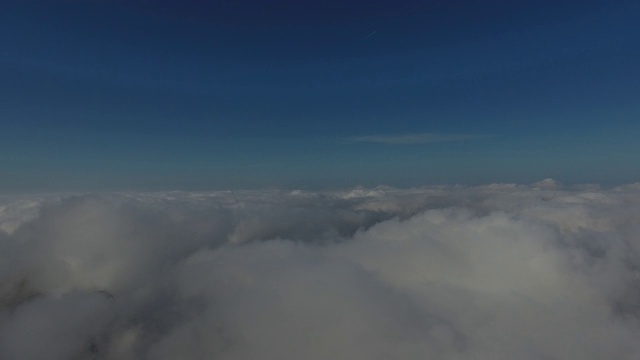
(346, 133, 495, 145)
(2, 182, 640, 359)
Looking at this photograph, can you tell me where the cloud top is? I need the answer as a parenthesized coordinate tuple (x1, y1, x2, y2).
(2, 182, 640, 359)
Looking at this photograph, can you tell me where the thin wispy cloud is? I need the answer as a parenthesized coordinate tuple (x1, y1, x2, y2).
(346, 133, 496, 145)
(360, 30, 377, 41)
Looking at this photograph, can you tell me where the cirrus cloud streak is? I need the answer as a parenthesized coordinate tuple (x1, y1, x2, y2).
(346, 133, 497, 145)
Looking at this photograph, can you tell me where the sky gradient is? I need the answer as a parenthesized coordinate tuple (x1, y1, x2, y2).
(2, 0, 639, 191)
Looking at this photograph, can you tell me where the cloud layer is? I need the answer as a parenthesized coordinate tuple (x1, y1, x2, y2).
(2, 182, 640, 359)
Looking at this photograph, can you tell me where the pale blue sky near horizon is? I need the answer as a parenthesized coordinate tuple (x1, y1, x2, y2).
(1, 0, 639, 191)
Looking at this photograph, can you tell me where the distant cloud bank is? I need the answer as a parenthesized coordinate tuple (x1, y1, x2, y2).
(346, 133, 496, 144)
(2, 181, 640, 359)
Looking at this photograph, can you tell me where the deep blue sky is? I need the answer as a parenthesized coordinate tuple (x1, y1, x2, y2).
(1, 0, 639, 191)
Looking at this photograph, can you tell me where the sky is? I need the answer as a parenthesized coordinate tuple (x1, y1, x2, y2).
(1, 0, 639, 191)
(3, 3, 640, 356)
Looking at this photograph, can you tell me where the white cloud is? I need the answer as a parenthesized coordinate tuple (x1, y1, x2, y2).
(2, 182, 640, 359)
(346, 133, 495, 145)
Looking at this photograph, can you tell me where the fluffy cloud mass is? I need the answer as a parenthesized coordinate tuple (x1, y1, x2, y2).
(2, 182, 640, 359)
